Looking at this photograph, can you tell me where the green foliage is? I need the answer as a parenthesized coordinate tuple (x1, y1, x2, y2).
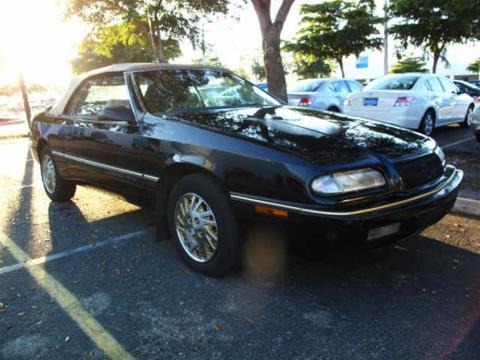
(390, 57, 428, 73)
(467, 58, 480, 73)
(284, 0, 383, 77)
(250, 59, 266, 81)
(389, 0, 480, 72)
(233, 66, 249, 79)
(192, 56, 225, 68)
(72, 22, 181, 73)
(66, 0, 236, 67)
(290, 53, 332, 79)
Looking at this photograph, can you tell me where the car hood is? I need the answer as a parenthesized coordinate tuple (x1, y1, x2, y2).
(170, 106, 433, 163)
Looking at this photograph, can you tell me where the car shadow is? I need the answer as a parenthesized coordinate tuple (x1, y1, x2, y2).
(3, 150, 479, 358)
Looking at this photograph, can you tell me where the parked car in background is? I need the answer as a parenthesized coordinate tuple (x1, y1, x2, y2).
(344, 73, 475, 136)
(30, 63, 463, 276)
(469, 80, 480, 88)
(287, 78, 363, 112)
(256, 82, 268, 92)
(453, 80, 480, 100)
(474, 105, 480, 142)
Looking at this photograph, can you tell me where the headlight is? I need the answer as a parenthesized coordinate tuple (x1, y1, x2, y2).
(311, 169, 386, 195)
(434, 146, 446, 168)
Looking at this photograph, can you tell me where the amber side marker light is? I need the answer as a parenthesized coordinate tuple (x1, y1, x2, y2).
(255, 205, 289, 218)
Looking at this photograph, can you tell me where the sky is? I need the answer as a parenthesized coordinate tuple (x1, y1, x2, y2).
(0, 0, 477, 90)
(0, 0, 311, 89)
(0, 0, 87, 88)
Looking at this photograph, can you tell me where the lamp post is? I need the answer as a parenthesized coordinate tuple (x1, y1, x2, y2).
(383, 0, 389, 75)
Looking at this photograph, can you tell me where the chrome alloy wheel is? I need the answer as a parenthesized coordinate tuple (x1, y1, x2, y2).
(423, 113, 434, 135)
(41, 154, 56, 194)
(175, 193, 219, 263)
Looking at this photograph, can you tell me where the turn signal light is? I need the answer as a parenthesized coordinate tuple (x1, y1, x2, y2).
(255, 205, 289, 218)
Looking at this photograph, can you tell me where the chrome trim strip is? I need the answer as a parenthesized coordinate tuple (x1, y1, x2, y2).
(230, 169, 462, 217)
(52, 151, 159, 182)
(143, 174, 160, 182)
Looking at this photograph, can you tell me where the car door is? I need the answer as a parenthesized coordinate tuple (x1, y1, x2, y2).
(439, 77, 467, 122)
(60, 73, 146, 194)
(329, 80, 350, 111)
(425, 76, 452, 125)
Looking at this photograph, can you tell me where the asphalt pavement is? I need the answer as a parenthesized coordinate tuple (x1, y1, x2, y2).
(0, 133, 479, 359)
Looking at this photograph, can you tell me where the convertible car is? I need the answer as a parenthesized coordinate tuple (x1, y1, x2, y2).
(30, 64, 463, 276)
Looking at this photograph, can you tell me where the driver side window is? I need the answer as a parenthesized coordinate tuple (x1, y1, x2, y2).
(65, 74, 131, 117)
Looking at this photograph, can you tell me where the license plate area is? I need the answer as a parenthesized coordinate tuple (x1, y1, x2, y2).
(367, 222, 401, 242)
(363, 97, 378, 106)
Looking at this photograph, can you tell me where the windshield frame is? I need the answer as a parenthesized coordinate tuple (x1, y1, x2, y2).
(130, 68, 281, 115)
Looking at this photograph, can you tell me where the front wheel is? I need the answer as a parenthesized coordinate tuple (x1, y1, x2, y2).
(460, 106, 473, 128)
(418, 111, 435, 136)
(167, 174, 240, 276)
(40, 149, 76, 202)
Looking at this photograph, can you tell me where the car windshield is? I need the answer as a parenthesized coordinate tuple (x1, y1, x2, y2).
(290, 80, 324, 92)
(364, 76, 420, 91)
(133, 69, 279, 114)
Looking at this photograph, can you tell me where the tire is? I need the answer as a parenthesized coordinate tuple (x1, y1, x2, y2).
(460, 106, 474, 128)
(327, 106, 340, 113)
(418, 110, 435, 136)
(40, 148, 76, 202)
(167, 173, 240, 276)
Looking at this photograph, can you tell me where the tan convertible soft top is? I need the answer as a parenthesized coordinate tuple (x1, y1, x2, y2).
(49, 63, 230, 115)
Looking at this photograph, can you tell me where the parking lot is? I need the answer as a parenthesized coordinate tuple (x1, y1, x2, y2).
(1, 127, 479, 359)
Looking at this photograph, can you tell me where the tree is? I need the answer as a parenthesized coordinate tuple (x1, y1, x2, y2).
(285, 1, 383, 78)
(66, 0, 235, 63)
(71, 21, 181, 73)
(251, 58, 266, 81)
(192, 56, 225, 68)
(390, 56, 428, 73)
(251, 0, 295, 101)
(467, 58, 480, 73)
(290, 53, 332, 79)
(389, 0, 480, 73)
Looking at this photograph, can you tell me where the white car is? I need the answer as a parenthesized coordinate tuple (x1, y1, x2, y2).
(344, 73, 475, 136)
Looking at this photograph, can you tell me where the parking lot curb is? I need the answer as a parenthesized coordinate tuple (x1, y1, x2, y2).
(452, 197, 480, 218)
(0, 133, 29, 140)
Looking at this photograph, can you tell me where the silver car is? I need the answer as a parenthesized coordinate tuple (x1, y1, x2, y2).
(474, 103, 480, 142)
(344, 73, 475, 136)
(287, 78, 363, 113)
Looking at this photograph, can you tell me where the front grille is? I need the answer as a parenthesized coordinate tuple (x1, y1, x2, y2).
(395, 153, 443, 190)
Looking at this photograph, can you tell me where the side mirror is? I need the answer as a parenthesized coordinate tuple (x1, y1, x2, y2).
(97, 105, 136, 125)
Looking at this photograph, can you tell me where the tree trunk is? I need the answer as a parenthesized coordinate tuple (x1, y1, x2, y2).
(431, 44, 444, 74)
(338, 58, 345, 78)
(263, 28, 287, 101)
(156, 27, 166, 63)
(251, 0, 294, 103)
(18, 73, 31, 130)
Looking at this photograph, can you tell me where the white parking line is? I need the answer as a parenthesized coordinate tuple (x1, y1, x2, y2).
(442, 136, 476, 149)
(0, 228, 150, 275)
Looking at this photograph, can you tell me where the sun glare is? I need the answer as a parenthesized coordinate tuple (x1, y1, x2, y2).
(0, 0, 86, 88)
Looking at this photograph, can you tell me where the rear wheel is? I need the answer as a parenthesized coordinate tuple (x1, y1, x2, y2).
(327, 106, 340, 113)
(460, 106, 473, 128)
(167, 174, 240, 276)
(40, 148, 76, 202)
(418, 110, 435, 136)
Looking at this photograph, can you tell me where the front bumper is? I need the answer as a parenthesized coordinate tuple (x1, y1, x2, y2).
(230, 167, 463, 245)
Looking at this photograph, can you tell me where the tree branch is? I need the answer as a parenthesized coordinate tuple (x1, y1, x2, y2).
(251, 0, 272, 32)
(274, 0, 295, 29)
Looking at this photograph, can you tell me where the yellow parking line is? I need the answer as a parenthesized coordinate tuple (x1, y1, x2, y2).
(0, 232, 134, 360)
